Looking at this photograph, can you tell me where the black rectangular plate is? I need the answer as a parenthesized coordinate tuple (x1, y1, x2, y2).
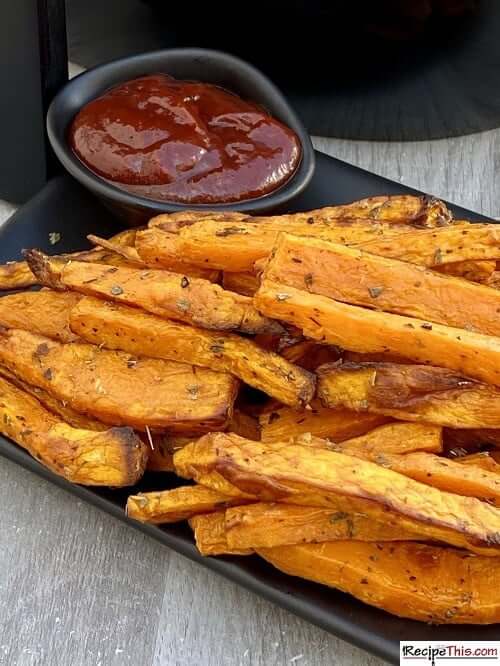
(0, 151, 495, 665)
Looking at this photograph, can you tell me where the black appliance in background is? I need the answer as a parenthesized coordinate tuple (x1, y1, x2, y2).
(66, 0, 500, 141)
(0, 0, 498, 202)
(0, 1, 67, 202)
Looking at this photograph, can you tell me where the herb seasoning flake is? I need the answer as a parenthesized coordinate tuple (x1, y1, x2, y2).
(368, 286, 384, 298)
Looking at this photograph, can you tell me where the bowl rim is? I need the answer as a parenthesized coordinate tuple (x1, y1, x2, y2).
(47, 47, 316, 213)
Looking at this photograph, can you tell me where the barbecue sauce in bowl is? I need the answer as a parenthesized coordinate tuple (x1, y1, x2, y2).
(69, 74, 302, 205)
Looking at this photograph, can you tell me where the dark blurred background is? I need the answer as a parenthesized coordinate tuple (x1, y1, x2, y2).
(66, 0, 500, 141)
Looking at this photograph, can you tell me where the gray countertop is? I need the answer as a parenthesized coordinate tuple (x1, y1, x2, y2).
(1, 129, 499, 666)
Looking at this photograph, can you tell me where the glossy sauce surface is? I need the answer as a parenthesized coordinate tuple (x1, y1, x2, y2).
(70, 74, 301, 204)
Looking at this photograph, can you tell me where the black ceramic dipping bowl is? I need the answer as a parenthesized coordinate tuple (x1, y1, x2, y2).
(47, 48, 315, 226)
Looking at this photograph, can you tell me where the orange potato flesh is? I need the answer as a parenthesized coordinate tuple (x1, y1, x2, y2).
(101, 228, 139, 248)
(0, 375, 147, 486)
(0, 290, 82, 342)
(259, 401, 390, 443)
(224, 502, 421, 550)
(238, 424, 480, 507)
(152, 196, 451, 232)
(382, 451, 500, 506)
(260, 232, 495, 284)
(357, 225, 500, 268)
(127, 485, 244, 524)
(258, 541, 500, 624)
(291, 429, 500, 508)
(174, 436, 500, 556)
(134, 227, 221, 281)
(178, 433, 500, 550)
(263, 234, 500, 337)
(0, 260, 40, 290)
(141, 196, 454, 273)
(26, 251, 282, 336)
(458, 453, 500, 473)
(0, 364, 107, 431)
(189, 512, 252, 556)
(149, 218, 423, 273)
(69, 297, 314, 408)
(0, 328, 237, 433)
(87, 234, 145, 266)
(149, 210, 250, 231)
(254, 279, 500, 388)
(316, 362, 500, 429)
(327, 422, 443, 457)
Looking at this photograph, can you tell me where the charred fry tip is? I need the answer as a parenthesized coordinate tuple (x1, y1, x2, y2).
(109, 426, 149, 485)
(23, 249, 63, 290)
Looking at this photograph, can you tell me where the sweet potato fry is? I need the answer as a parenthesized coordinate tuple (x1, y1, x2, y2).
(26, 251, 282, 335)
(103, 228, 139, 248)
(134, 228, 221, 280)
(0, 290, 81, 342)
(224, 502, 421, 550)
(381, 451, 500, 505)
(149, 210, 250, 230)
(147, 219, 420, 273)
(317, 362, 500, 428)
(189, 512, 253, 556)
(458, 453, 500, 473)
(259, 400, 389, 443)
(0, 328, 238, 432)
(356, 224, 500, 268)
(0, 375, 147, 486)
(254, 279, 500, 387)
(336, 194, 451, 226)
(174, 436, 500, 556)
(87, 233, 144, 266)
(0, 364, 107, 431)
(127, 485, 245, 523)
(327, 422, 442, 457)
(258, 541, 500, 624)
(264, 234, 500, 336)
(143, 196, 453, 274)
(222, 271, 260, 296)
(0, 260, 38, 290)
(153, 196, 451, 233)
(180, 433, 500, 550)
(69, 298, 314, 407)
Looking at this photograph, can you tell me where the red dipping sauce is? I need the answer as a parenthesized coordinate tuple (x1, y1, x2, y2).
(70, 74, 302, 205)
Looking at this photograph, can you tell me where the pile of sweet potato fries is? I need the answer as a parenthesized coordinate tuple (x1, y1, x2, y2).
(3, 194, 500, 624)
